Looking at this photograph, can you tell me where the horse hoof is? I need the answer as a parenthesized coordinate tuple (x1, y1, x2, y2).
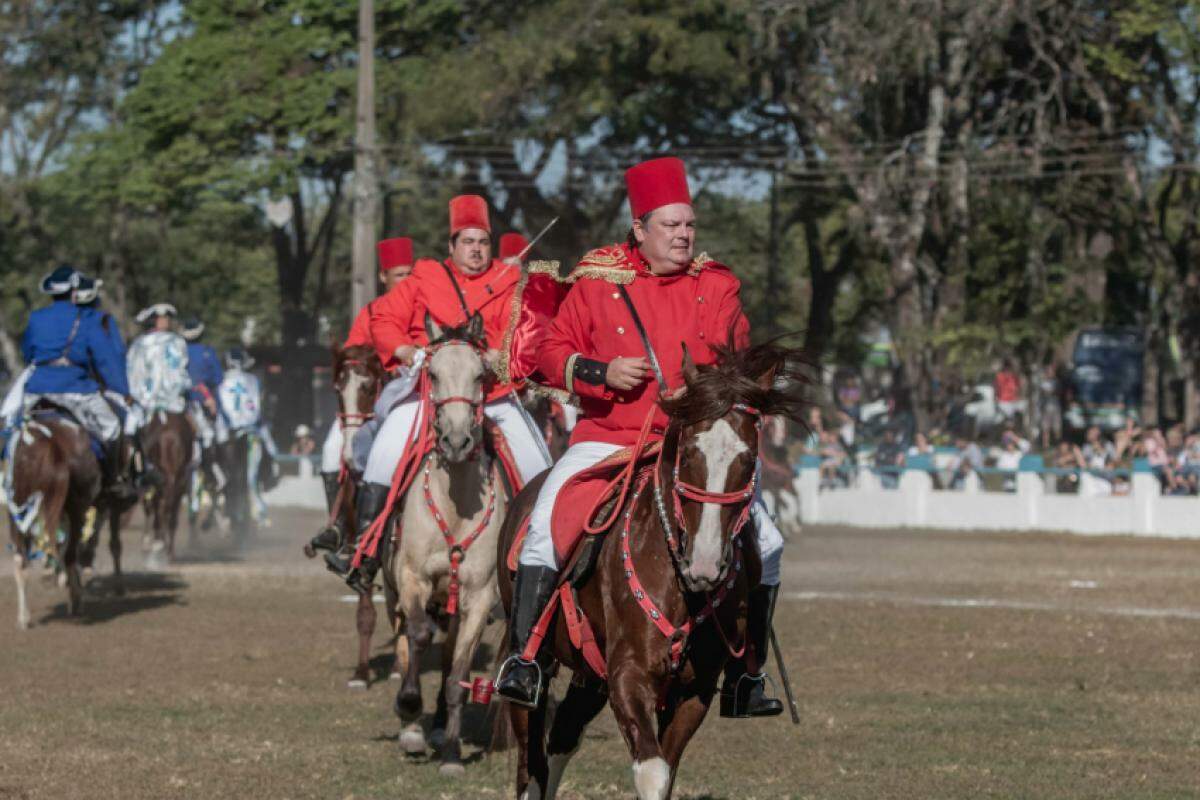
(399, 729, 426, 755)
(145, 545, 168, 572)
(429, 728, 446, 751)
(347, 678, 368, 691)
(302, 544, 316, 559)
(16, 618, 31, 631)
(438, 762, 465, 778)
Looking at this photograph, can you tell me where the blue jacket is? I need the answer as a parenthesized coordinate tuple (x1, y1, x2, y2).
(186, 342, 224, 401)
(22, 299, 129, 395)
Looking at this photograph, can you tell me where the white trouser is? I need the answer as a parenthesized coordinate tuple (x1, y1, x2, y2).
(24, 391, 121, 442)
(189, 401, 215, 448)
(562, 403, 578, 432)
(320, 422, 343, 474)
(363, 393, 552, 487)
(518, 441, 783, 586)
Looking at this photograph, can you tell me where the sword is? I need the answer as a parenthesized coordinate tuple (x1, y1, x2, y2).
(515, 216, 560, 263)
(767, 590, 801, 724)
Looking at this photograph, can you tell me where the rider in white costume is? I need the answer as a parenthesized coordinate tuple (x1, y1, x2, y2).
(127, 304, 191, 418)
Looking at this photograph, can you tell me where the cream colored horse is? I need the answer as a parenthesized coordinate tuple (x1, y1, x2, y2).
(384, 314, 507, 777)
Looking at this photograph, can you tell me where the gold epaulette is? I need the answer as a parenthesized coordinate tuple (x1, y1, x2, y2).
(526, 259, 563, 278)
(566, 244, 636, 284)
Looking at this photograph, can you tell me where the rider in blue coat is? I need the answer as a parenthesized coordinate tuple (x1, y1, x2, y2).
(181, 316, 225, 489)
(21, 265, 136, 499)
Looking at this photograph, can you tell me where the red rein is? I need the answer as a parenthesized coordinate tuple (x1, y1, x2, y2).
(522, 403, 764, 679)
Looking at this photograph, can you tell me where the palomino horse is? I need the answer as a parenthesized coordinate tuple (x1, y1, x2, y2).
(497, 340, 807, 800)
(7, 411, 103, 628)
(140, 410, 195, 569)
(304, 342, 391, 689)
(384, 314, 508, 776)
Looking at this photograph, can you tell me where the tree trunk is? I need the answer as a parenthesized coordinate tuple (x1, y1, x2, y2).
(350, 0, 380, 313)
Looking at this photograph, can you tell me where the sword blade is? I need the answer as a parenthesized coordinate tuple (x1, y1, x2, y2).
(516, 216, 560, 263)
(769, 623, 801, 725)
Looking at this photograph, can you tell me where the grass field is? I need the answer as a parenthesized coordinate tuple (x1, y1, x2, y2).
(2, 509, 1199, 799)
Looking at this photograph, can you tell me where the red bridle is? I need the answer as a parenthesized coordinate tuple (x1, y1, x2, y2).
(425, 338, 488, 458)
(653, 403, 763, 567)
(335, 358, 382, 427)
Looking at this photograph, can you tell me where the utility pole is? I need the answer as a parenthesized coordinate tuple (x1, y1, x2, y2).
(351, 0, 380, 313)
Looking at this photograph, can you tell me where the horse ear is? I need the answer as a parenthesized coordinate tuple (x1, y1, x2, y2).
(681, 342, 699, 386)
(756, 362, 779, 391)
(425, 313, 444, 343)
(466, 312, 485, 343)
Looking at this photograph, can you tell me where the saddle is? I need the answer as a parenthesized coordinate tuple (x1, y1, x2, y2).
(22, 400, 104, 462)
(505, 440, 663, 584)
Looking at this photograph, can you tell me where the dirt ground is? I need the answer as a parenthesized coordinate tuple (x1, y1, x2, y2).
(2, 509, 1199, 799)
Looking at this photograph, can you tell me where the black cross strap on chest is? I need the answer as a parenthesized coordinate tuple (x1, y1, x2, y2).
(616, 285, 668, 393)
(439, 261, 472, 320)
(40, 310, 84, 367)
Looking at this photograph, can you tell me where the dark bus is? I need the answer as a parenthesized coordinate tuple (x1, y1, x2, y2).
(1064, 328, 1143, 434)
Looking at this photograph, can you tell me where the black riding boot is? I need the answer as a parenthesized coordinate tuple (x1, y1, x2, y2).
(494, 564, 560, 707)
(131, 435, 163, 491)
(101, 439, 136, 502)
(720, 584, 785, 718)
(324, 480, 388, 593)
(308, 472, 344, 554)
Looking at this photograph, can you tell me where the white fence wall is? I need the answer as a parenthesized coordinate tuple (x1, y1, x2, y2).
(795, 461, 1200, 539)
(269, 454, 1200, 539)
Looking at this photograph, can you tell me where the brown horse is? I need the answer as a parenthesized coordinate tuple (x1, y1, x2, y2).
(140, 410, 195, 569)
(8, 411, 103, 628)
(496, 341, 806, 800)
(305, 342, 392, 689)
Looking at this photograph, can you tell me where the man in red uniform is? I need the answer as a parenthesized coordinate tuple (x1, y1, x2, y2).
(325, 196, 554, 590)
(499, 232, 528, 265)
(495, 158, 785, 718)
(310, 237, 414, 555)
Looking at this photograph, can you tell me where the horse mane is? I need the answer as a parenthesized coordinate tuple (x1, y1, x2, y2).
(659, 333, 811, 426)
(429, 319, 488, 350)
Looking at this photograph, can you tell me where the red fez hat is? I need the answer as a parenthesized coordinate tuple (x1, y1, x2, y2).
(625, 157, 692, 219)
(376, 237, 414, 270)
(499, 233, 529, 260)
(449, 195, 491, 235)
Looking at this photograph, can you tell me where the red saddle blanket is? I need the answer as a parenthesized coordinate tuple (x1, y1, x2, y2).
(354, 373, 524, 567)
(508, 440, 662, 571)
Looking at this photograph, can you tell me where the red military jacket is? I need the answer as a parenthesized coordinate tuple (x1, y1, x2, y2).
(370, 257, 523, 401)
(538, 242, 750, 447)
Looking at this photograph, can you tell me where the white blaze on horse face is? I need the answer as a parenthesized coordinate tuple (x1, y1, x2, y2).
(631, 757, 671, 800)
(339, 369, 372, 464)
(686, 419, 749, 585)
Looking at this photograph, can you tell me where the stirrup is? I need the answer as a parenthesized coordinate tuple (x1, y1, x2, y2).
(720, 671, 780, 719)
(495, 654, 543, 709)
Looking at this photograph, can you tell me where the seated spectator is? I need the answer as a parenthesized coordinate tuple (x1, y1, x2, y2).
(1143, 429, 1186, 494)
(994, 429, 1030, 492)
(290, 424, 316, 457)
(1112, 417, 1142, 463)
(948, 436, 984, 490)
(1177, 432, 1200, 494)
(874, 428, 906, 488)
(802, 407, 824, 454)
(907, 431, 934, 459)
(818, 429, 847, 488)
(1080, 425, 1116, 479)
(1051, 440, 1084, 493)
